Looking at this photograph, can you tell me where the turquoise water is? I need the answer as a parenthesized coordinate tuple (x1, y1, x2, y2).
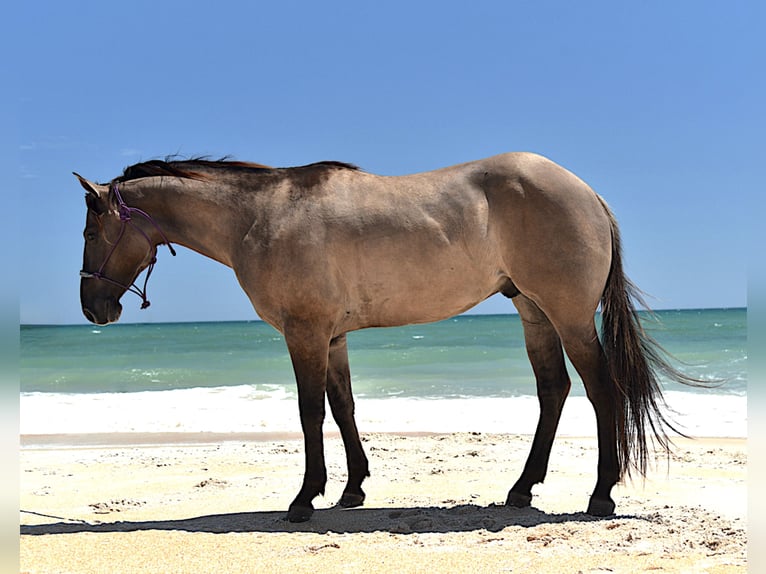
(20, 309, 746, 399)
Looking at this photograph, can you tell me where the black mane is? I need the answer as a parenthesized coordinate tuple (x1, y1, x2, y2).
(116, 157, 361, 184)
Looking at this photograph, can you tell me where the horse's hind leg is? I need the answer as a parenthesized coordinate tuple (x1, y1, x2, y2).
(326, 334, 370, 508)
(506, 295, 571, 508)
(557, 323, 619, 516)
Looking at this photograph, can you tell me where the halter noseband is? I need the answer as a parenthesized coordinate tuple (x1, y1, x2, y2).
(80, 183, 176, 309)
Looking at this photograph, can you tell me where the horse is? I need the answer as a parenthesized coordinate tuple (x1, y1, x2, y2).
(75, 152, 695, 522)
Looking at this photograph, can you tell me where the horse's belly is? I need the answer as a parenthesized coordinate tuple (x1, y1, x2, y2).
(341, 255, 501, 329)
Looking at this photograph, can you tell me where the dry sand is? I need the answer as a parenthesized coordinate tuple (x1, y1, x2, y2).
(20, 432, 746, 573)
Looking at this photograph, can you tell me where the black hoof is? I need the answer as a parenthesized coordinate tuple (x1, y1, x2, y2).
(338, 491, 365, 508)
(287, 504, 314, 523)
(586, 497, 615, 517)
(506, 490, 532, 508)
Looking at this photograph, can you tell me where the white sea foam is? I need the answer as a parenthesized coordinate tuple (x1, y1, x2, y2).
(20, 386, 746, 438)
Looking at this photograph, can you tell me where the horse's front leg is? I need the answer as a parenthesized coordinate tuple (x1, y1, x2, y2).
(284, 325, 331, 523)
(326, 334, 369, 508)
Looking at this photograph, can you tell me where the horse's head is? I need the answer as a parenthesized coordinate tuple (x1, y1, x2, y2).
(75, 173, 166, 325)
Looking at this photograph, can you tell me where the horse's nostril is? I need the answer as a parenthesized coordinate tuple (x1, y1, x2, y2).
(82, 308, 97, 324)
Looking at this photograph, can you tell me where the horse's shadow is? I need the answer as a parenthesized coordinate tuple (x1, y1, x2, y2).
(21, 504, 638, 536)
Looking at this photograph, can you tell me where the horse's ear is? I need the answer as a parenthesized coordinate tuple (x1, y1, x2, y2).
(73, 172, 108, 199)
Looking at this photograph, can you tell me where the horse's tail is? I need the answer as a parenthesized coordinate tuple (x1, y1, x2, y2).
(597, 196, 701, 479)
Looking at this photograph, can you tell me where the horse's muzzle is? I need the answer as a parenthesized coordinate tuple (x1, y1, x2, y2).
(82, 297, 122, 325)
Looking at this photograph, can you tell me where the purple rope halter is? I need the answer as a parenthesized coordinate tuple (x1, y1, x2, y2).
(80, 183, 176, 309)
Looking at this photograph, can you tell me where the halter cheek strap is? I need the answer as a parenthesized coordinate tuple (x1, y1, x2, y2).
(80, 183, 176, 309)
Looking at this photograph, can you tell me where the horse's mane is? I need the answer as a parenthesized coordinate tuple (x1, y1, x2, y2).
(115, 156, 361, 183)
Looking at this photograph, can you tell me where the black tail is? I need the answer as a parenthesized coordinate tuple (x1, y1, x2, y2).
(597, 197, 706, 479)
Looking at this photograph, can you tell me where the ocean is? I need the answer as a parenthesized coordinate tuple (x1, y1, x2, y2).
(20, 309, 747, 438)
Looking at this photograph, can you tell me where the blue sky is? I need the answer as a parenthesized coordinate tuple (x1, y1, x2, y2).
(9, 1, 760, 325)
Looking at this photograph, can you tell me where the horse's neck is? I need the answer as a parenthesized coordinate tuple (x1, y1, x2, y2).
(120, 178, 247, 268)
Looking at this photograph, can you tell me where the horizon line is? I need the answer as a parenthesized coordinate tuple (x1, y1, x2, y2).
(20, 306, 747, 328)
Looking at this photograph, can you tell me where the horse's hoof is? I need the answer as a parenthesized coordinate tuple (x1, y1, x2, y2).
(505, 491, 532, 508)
(338, 491, 365, 508)
(586, 497, 615, 517)
(287, 504, 314, 523)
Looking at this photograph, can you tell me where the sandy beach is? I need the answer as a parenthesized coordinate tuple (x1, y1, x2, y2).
(20, 431, 746, 573)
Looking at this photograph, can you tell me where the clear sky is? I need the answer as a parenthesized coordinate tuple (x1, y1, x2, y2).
(9, 1, 760, 325)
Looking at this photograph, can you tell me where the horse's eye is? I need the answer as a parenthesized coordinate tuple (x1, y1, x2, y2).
(84, 230, 97, 242)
